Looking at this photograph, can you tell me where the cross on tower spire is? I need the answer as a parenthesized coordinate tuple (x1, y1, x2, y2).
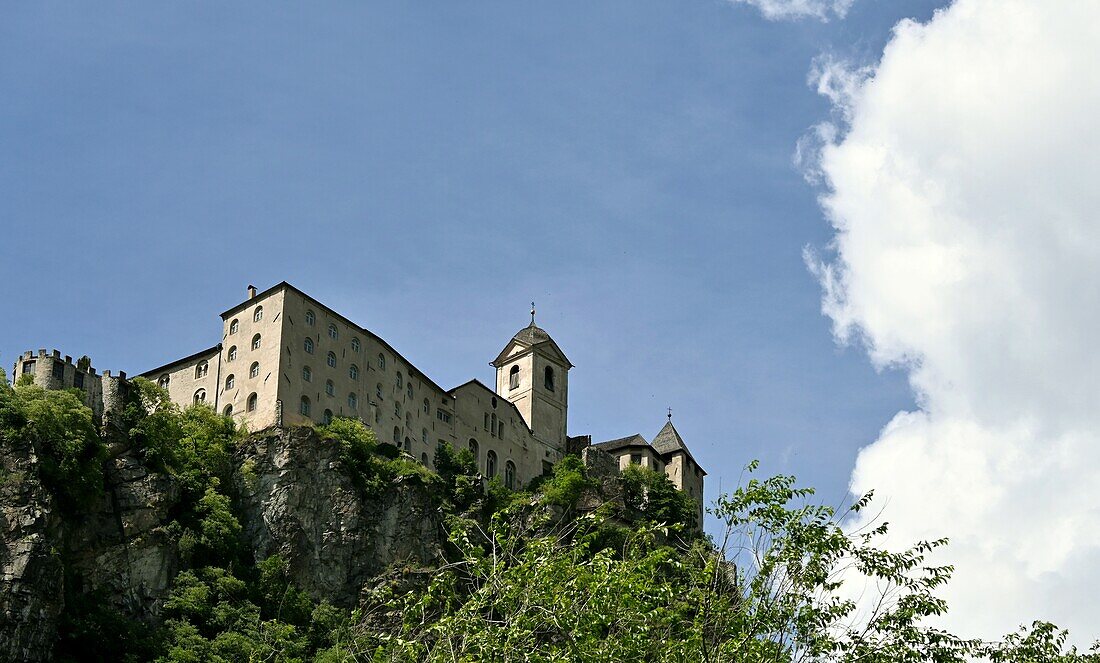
(530, 301, 536, 325)
(667, 407, 673, 421)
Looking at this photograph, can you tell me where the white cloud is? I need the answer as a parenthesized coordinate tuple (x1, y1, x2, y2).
(809, 0, 1100, 640)
(728, 0, 854, 22)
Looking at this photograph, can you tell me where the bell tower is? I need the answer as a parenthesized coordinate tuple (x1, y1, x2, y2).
(491, 304, 573, 452)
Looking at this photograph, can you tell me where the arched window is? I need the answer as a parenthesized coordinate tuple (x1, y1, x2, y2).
(396, 372, 403, 388)
(374, 408, 381, 424)
(505, 461, 516, 489)
(484, 413, 490, 430)
(158, 374, 170, 389)
(393, 427, 401, 445)
(422, 398, 430, 415)
(403, 437, 411, 451)
(351, 338, 360, 353)
(247, 393, 258, 412)
(491, 413, 497, 437)
(544, 366, 555, 391)
(229, 319, 239, 335)
(193, 389, 206, 404)
(327, 351, 337, 368)
(405, 412, 411, 426)
(253, 306, 263, 322)
(251, 334, 261, 351)
(406, 384, 413, 399)
(223, 405, 233, 416)
(377, 353, 386, 370)
(498, 420, 505, 438)
(349, 364, 359, 380)
(304, 337, 314, 354)
(227, 346, 237, 362)
(225, 374, 235, 390)
(250, 362, 260, 379)
(325, 380, 335, 396)
(196, 361, 209, 378)
(328, 323, 339, 340)
(300, 396, 311, 416)
(394, 401, 402, 417)
(509, 365, 520, 390)
(376, 383, 383, 399)
(305, 310, 315, 326)
(469, 439, 479, 463)
(486, 450, 497, 478)
(348, 392, 358, 409)
(323, 409, 333, 425)
(421, 452, 428, 464)
(491, 396, 497, 409)
(302, 366, 312, 382)
(422, 428, 428, 444)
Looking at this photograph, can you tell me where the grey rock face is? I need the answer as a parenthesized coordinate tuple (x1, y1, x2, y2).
(234, 428, 443, 607)
(0, 435, 64, 663)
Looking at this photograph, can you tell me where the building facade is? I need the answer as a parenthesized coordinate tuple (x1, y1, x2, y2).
(12, 282, 706, 499)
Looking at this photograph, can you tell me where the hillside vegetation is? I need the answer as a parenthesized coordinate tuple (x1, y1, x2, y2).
(0, 371, 1095, 661)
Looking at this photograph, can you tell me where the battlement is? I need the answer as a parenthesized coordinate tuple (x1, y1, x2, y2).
(11, 348, 130, 424)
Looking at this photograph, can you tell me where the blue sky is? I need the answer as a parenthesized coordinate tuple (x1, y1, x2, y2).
(1, 1, 946, 530)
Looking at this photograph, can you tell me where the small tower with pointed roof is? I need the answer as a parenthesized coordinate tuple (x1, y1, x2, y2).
(491, 304, 573, 454)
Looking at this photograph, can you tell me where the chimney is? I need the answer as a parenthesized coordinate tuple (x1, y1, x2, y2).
(247, 284, 257, 299)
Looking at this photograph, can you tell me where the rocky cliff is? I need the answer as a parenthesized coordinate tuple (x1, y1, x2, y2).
(0, 426, 445, 661)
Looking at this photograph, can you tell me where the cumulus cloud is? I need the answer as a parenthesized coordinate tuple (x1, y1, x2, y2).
(809, 0, 1100, 640)
(728, 0, 854, 22)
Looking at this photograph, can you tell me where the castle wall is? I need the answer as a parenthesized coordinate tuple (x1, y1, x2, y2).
(11, 350, 105, 418)
(142, 347, 221, 418)
(220, 288, 285, 431)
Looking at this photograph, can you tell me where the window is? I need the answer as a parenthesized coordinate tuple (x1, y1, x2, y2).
(22, 360, 36, 374)
(224, 405, 233, 416)
(505, 461, 516, 489)
(227, 346, 237, 362)
(421, 453, 429, 464)
(396, 372, 403, 388)
(229, 319, 239, 335)
(158, 374, 170, 389)
(422, 428, 428, 444)
(491, 396, 497, 409)
(406, 384, 413, 399)
(349, 364, 359, 380)
(469, 439, 479, 462)
(194, 389, 206, 404)
(323, 409, 333, 425)
(325, 380, 335, 396)
(486, 450, 497, 478)
(305, 310, 315, 326)
(422, 398, 430, 415)
(253, 306, 263, 322)
(436, 409, 452, 424)
(225, 374, 235, 390)
(544, 366, 555, 391)
(300, 396, 311, 416)
(498, 420, 505, 437)
(394, 427, 401, 445)
(377, 353, 386, 370)
(509, 365, 520, 390)
(630, 453, 642, 465)
(328, 323, 338, 340)
(51, 362, 64, 379)
(376, 383, 383, 399)
(374, 408, 381, 424)
(348, 392, 358, 409)
(302, 366, 312, 382)
(304, 338, 314, 354)
(484, 413, 490, 430)
(405, 412, 411, 427)
(251, 334, 261, 350)
(491, 413, 497, 438)
(197, 361, 210, 378)
(351, 338, 360, 353)
(327, 351, 337, 368)
(250, 362, 260, 379)
(247, 393, 258, 412)
(74, 372, 84, 389)
(394, 401, 402, 417)
(404, 437, 411, 452)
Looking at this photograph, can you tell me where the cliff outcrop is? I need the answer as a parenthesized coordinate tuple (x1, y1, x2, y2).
(0, 426, 444, 661)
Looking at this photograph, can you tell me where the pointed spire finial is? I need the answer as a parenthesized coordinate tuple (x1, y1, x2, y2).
(667, 407, 673, 422)
(530, 301, 536, 325)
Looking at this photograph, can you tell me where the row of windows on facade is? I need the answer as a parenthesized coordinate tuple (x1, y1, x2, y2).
(508, 364, 556, 392)
(192, 389, 258, 414)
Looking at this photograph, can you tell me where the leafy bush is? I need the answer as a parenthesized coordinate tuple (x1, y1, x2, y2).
(620, 463, 698, 533)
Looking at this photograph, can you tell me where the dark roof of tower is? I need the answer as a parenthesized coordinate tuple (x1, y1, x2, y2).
(651, 421, 706, 475)
(592, 434, 651, 452)
(492, 321, 573, 368)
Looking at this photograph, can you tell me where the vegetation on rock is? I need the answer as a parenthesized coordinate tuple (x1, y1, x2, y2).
(0, 369, 1097, 661)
